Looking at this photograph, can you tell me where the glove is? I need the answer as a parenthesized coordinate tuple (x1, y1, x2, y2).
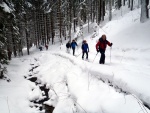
(110, 43, 113, 47)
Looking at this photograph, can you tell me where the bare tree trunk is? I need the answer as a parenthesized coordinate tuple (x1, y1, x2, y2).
(103, 0, 105, 17)
(97, 0, 101, 25)
(34, 11, 37, 47)
(25, 14, 30, 55)
(128, 0, 130, 8)
(109, 0, 112, 21)
(130, 0, 134, 10)
(44, 13, 47, 46)
(101, 0, 105, 21)
(112, 0, 115, 6)
(73, 2, 76, 32)
(88, 14, 90, 33)
(46, 14, 50, 44)
(69, 0, 72, 41)
(96, 0, 98, 23)
(18, 24, 23, 56)
(58, 0, 62, 43)
(11, 27, 17, 57)
(50, 11, 55, 44)
(92, 0, 95, 22)
(90, 0, 93, 22)
(36, 12, 40, 46)
(137, 0, 141, 8)
(146, 0, 149, 18)
(140, 0, 149, 22)
(123, 0, 125, 6)
(25, 29, 30, 55)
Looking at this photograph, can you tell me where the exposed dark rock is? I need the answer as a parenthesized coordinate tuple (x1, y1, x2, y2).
(28, 77, 37, 82)
(39, 85, 49, 98)
(43, 104, 54, 113)
(27, 64, 54, 112)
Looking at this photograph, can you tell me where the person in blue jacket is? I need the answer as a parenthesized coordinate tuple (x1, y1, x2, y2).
(81, 40, 89, 59)
(71, 39, 78, 56)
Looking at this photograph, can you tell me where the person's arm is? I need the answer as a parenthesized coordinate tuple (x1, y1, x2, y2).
(107, 40, 112, 47)
(75, 42, 78, 46)
(96, 41, 100, 50)
(87, 44, 89, 52)
(81, 44, 84, 51)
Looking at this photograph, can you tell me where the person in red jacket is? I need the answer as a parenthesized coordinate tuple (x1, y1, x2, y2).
(96, 34, 113, 64)
(45, 44, 48, 50)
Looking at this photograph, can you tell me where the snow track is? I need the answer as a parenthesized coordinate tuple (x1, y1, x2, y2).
(26, 52, 150, 113)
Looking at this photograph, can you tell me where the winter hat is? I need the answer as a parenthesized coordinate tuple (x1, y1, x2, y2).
(102, 34, 106, 40)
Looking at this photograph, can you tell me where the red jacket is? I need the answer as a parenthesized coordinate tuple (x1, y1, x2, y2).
(96, 38, 111, 50)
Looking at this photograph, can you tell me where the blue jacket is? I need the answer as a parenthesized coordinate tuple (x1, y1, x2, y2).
(82, 43, 89, 52)
(71, 42, 77, 48)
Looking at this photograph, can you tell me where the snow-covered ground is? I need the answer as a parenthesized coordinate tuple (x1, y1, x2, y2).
(1, 8, 150, 113)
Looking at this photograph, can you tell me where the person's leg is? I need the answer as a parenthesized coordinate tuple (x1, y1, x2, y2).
(8, 55, 11, 60)
(86, 51, 88, 59)
(66, 48, 69, 53)
(99, 49, 105, 64)
(99, 53, 102, 64)
(82, 51, 85, 59)
(68, 48, 70, 53)
(101, 53, 105, 64)
(100, 49, 105, 64)
(73, 48, 75, 55)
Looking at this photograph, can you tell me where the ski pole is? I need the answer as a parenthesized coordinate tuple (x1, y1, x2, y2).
(76, 52, 82, 57)
(92, 52, 98, 63)
(110, 47, 112, 63)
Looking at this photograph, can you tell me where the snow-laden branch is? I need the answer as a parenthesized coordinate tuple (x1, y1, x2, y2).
(79, 0, 86, 6)
(45, 0, 59, 13)
(0, 2, 12, 13)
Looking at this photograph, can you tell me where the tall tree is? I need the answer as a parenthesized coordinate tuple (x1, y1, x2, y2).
(128, 0, 130, 8)
(97, 0, 101, 24)
(123, 0, 125, 6)
(115, 0, 122, 9)
(130, 0, 134, 11)
(146, 0, 149, 18)
(0, 9, 8, 65)
(0, 1, 13, 78)
(109, 0, 112, 21)
(140, 0, 149, 22)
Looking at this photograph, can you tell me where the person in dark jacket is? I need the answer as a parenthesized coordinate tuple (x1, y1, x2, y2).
(7, 49, 12, 60)
(71, 39, 78, 56)
(66, 41, 71, 53)
(96, 34, 113, 64)
(39, 45, 43, 51)
(82, 40, 89, 60)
